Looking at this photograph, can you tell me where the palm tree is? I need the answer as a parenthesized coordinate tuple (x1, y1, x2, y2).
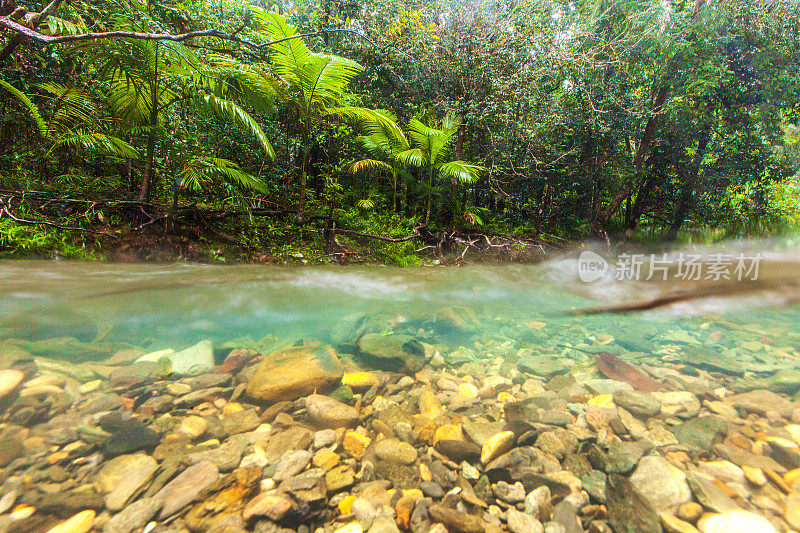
(395, 115, 486, 224)
(253, 9, 364, 223)
(75, 14, 276, 202)
(345, 109, 409, 213)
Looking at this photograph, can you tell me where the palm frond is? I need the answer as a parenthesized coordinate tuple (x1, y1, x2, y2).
(180, 157, 269, 193)
(349, 159, 394, 175)
(52, 132, 140, 159)
(253, 9, 312, 86)
(330, 107, 408, 154)
(196, 94, 275, 159)
(407, 118, 452, 165)
(395, 148, 426, 167)
(438, 161, 486, 184)
(0, 80, 47, 137)
(299, 55, 363, 109)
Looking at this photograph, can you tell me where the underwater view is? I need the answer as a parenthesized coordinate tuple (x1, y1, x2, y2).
(2, 245, 800, 533)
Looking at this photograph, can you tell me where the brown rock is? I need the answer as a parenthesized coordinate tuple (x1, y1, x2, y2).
(429, 505, 485, 533)
(246, 345, 343, 402)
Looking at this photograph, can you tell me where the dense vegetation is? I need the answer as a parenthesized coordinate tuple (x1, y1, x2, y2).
(0, 0, 799, 263)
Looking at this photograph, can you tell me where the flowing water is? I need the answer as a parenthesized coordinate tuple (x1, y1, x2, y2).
(1, 244, 799, 358)
(3, 242, 800, 531)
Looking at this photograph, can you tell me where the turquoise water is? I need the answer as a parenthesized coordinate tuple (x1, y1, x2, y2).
(1, 246, 799, 367)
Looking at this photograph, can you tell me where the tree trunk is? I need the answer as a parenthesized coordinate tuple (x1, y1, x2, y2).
(424, 165, 434, 225)
(297, 144, 310, 224)
(594, 85, 669, 234)
(138, 43, 159, 203)
(665, 124, 711, 241)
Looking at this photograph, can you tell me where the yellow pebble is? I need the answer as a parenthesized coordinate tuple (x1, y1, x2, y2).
(342, 372, 379, 390)
(338, 495, 357, 515)
(785, 467, 800, 487)
(47, 451, 69, 464)
(402, 488, 424, 500)
(587, 394, 614, 407)
(433, 424, 463, 444)
(342, 430, 371, 458)
(10, 504, 35, 520)
(419, 463, 432, 482)
(46, 510, 95, 533)
(457, 383, 478, 399)
(222, 402, 244, 415)
(333, 521, 362, 533)
(786, 424, 800, 446)
(497, 391, 515, 403)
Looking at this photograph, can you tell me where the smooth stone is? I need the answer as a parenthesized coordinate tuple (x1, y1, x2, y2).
(102, 497, 162, 533)
(428, 504, 486, 533)
(273, 449, 313, 481)
(179, 415, 208, 438)
(584, 379, 633, 395)
(418, 390, 443, 420)
(434, 439, 481, 462)
(314, 428, 337, 449)
(0, 369, 24, 398)
(494, 481, 526, 504)
(481, 431, 516, 465)
(612, 390, 661, 418)
(652, 391, 700, 419)
(686, 472, 740, 513)
(507, 508, 544, 533)
(357, 333, 426, 372)
(660, 513, 700, 533)
(712, 443, 786, 473)
(551, 500, 581, 533)
(242, 493, 294, 521)
(606, 456, 691, 533)
(102, 420, 160, 457)
(154, 461, 219, 519)
(674, 416, 725, 451)
(725, 389, 794, 417)
(373, 438, 418, 465)
(96, 453, 158, 511)
(305, 393, 359, 429)
(136, 340, 214, 375)
(696, 510, 776, 533)
(524, 486, 551, 521)
(326, 465, 356, 492)
(246, 345, 344, 402)
(45, 510, 95, 533)
(185, 435, 248, 472)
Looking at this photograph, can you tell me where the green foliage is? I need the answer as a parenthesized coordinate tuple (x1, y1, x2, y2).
(1, 0, 799, 263)
(0, 220, 96, 259)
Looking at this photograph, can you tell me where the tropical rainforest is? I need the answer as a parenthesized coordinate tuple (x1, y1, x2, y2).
(0, 0, 798, 263)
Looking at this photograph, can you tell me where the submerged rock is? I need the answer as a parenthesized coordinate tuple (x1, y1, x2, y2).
(135, 340, 214, 375)
(305, 393, 359, 428)
(246, 344, 344, 402)
(357, 333, 426, 373)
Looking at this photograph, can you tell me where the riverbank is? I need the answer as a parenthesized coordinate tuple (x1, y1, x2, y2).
(1, 305, 799, 532)
(0, 193, 558, 266)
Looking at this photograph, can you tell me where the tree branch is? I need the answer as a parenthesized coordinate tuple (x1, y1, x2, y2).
(0, 205, 119, 238)
(0, 16, 382, 51)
